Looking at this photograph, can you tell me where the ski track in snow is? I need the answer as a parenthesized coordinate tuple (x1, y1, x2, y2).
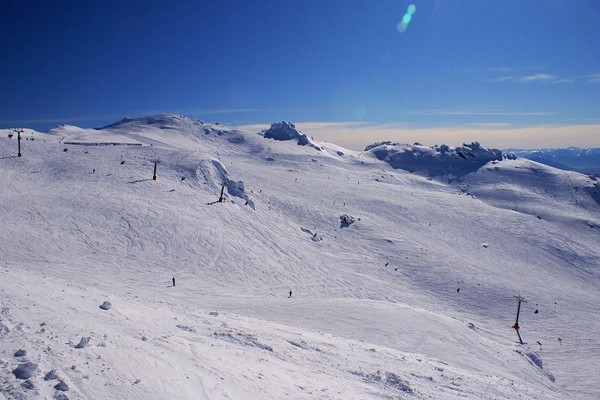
(0, 118, 599, 399)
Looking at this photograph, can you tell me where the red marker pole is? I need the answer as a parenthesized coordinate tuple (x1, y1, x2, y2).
(512, 295, 526, 344)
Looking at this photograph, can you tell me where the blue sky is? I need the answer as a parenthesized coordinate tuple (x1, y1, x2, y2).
(1, 0, 599, 148)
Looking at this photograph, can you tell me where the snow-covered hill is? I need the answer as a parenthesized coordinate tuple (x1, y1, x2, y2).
(506, 147, 600, 176)
(366, 141, 502, 180)
(1, 114, 599, 399)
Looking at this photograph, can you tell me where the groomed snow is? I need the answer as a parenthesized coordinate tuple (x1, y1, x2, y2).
(0, 115, 598, 399)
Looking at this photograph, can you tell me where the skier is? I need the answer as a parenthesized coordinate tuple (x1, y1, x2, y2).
(172, 277, 175, 287)
(288, 290, 292, 298)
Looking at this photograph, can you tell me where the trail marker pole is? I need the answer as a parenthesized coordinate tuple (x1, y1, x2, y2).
(218, 184, 225, 202)
(15, 128, 23, 157)
(512, 294, 527, 344)
(151, 159, 160, 181)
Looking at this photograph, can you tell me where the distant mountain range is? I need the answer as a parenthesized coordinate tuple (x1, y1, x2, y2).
(505, 147, 600, 175)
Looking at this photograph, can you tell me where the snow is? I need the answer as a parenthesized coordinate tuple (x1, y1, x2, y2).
(263, 121, 324, 151)
(366, 141, 503, 180)
(12, 351, 26, 358)
(12, 363, 38, 380)
(507, 147, 600, 175)
(1, 115, 599, 399)
(53, 380, 69, 392)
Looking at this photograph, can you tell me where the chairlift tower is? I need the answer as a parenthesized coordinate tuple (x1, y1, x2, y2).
(512, 294, 527, 344)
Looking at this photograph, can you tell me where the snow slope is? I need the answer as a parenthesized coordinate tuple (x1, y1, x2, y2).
(507, 147, 600, 176)
(1, 115, 599, 399)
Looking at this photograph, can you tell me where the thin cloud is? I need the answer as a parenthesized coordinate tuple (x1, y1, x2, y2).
(484, 70, 577, 84)
(488, 67, 513, 73)
(470, 66, 513, 74)
(234, 123, 271, 132)
(551, 78, 575, 84)
(235, 121, 373, 133)
(514, 74, 573, 84)
(408, 108, 552, 117)
(517, 73, 558, 82)
(464, 123, 513, 129)
(479, 66, 600, 84)
(485, 75, 514, 82)
(277, 121, 600, 151)
(585, 74, 600, 84)
(178, 108, 275, 115)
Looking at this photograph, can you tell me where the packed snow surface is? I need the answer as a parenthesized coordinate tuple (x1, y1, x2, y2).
(0, 114, 599, 399)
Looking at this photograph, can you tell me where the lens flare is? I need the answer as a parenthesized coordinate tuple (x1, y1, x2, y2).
(397, 21, 408, 33)
(397, 4, 416, 33)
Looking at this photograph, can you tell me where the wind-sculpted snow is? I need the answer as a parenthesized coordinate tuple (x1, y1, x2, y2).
(197, 159, 255, 208)
(263, 121, 324, 151)
(366, 141, 502, 179)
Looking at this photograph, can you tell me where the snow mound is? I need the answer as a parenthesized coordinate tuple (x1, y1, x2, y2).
(516, 349, 556, 383)
(339, 214, 355, 228)
(74, 336, 91, 349)
(13, 349, 27, 357)
(54, 380, 69, 391)
(213, 330, 273, 352)
(263, 122, 323, 151)
(0, 320, 11, 335)
(197, 159, 255, 208)
(44, 369, 59, 381)
(352, 370, 414, 394)
(366, 141, 502, 179)
(12, 362, 38, 379)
